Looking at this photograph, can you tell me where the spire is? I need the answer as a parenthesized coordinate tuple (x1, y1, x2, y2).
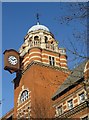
(36, 13, 40, 25)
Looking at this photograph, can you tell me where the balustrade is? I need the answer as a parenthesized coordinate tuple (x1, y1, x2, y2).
(20, 41, 58, 56)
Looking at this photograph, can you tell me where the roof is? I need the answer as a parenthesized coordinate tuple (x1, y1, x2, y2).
(52, 59, 88, 100)
(27, 22, 50, 33)
(1, 108, 14, 119)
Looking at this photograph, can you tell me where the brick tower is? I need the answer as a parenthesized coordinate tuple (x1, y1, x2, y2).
(4, 22, 70, 119)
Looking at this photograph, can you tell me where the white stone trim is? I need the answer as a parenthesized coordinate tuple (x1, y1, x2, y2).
(29, 51, 41, 56)
(60, 63, 67, 65)
(55, 61, 59, 66)
(23, 56, 29, 63)
(42, 62, 49, 64)
(60, 58, 67, 61)
(73, 97, 78, 101)
(17, 86, 31, 106)
(24, 61, 29, 66)
(42, 53, 49, 56)
(56, 59, 60, 62)
(42, 53, 59, 59)
(29, 56, 41, 60)
(84, 68, 89, 73)
(42, 58, 48, 60)
(56, 61, 60, 64)
(84, 61, 89, 72)
(17, 99, 31, 110)
(34, 60, 41, 62)
(23, 52, 41, 62)
(61, 66, 67, 69)
(6, 114, 13, 119)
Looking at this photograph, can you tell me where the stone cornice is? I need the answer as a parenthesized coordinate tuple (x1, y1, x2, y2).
(22, 61, 70, 75)
(57, 100, 89, 118)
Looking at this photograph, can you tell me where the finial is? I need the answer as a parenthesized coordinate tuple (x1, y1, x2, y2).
(36, 13, 40, 25)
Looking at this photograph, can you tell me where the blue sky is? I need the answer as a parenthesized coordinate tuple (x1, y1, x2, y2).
(1, 2, 87, 118)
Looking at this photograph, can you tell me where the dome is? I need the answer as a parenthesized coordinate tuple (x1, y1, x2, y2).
(27, 22, 50, 33)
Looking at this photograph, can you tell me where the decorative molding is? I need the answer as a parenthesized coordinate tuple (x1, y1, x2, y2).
(17, 99, 31, 110)
(61, 66, 67, 69)
(22, 61, 70, 75)
(53, 86, 84, 108)
(22, 56, 29, 63)
(57, 101, 89, 118)
(24, 61, 29, 66)
(84, 61, 89, 72)
(60, 63, 67, 65)
(29, 51, 41, 56)
(29, 56, 41, 60)
(60, 58, 67, 61)
(17, 87, 31, 106)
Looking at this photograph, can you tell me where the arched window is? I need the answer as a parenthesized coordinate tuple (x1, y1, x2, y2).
(45, 36, 48, 43)
(34, 36, 39, 40)
(20, 90, 29, 103)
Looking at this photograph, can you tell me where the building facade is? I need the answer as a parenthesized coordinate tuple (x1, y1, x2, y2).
(2, 22, 89, 119)
(2, 22, 70, 119)
(52, 60, 89, 119)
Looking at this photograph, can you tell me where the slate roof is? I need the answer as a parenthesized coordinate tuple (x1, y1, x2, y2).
(52, 59, 88, 100)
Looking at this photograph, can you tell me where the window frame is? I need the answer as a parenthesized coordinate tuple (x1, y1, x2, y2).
(79, 92, 85, 103)
(57, 105, 63, 116)
(45, 36, 48, 43)
(67, 99, 73, 110)
(34, 36, 39, 40)
(49, 56, 55, 66)
(20, 90, 29, 104)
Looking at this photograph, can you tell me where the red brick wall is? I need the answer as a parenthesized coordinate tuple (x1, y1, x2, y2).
(14, 63, 69, 118)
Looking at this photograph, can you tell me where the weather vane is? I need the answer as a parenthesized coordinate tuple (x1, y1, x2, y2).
(36, 13, 40, 24)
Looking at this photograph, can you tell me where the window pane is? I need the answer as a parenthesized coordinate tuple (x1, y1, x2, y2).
(79, 92, 85, 103)
(52, 57, 55, 66)
(57, 106, 62, 115)
(49, 56, 51, 61)
(68, 99, 73, 109)
(49, 56, 55, 66)
(20, 90, 28, 104)
(45, 36, 48, 43)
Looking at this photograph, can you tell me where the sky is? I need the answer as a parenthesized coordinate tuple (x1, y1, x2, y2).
(1, 2, 87, 118)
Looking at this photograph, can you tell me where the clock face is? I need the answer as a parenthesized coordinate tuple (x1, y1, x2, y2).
(8, 56, 18, 65)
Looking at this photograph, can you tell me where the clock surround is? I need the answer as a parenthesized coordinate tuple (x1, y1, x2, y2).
(4, 49, 20, 73)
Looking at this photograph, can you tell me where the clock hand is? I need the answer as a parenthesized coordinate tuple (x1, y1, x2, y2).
(13, 58, 16, 60)
(11, 58, 15, 61)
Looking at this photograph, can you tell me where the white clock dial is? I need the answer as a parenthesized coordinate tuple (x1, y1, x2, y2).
(8, 56, 18, 65)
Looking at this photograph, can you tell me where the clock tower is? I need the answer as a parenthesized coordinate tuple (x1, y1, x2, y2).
(4, 22, 70, 119)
